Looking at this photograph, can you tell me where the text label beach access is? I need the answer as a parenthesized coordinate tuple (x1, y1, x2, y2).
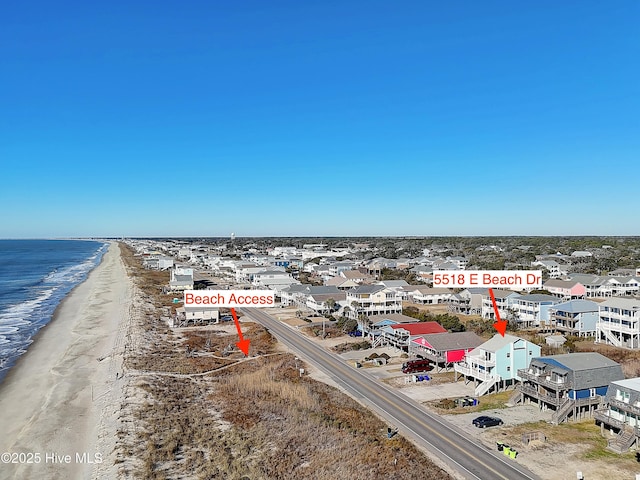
(184, 290, 275, 308)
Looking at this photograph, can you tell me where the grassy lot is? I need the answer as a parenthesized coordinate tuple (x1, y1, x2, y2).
(428, 390, 512, 414)
(504, 419, 638, 464)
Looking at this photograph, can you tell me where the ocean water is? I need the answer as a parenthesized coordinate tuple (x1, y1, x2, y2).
(0, 239, 107, 384)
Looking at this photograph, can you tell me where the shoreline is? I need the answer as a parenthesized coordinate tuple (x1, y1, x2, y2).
(0, 242, 108, 389)
(0, 242, 132, 480)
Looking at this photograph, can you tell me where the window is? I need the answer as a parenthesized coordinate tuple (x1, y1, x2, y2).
(617, 389, 630, 403)
(529, 351, 532, 355)
(506, 352, 511, 358)
(507, 366, 511, 372)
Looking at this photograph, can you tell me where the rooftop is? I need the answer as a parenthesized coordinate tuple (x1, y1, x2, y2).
(534, 352, 620, 371)
(368, 313, 417, 324)
(600, 298, 640, 309)
(389, 322, 447, 335)
(612, 377, 640, 392)
(414, 331, 484, 351)
(474, 333, 526, 353)
(550, 299, 599, 313)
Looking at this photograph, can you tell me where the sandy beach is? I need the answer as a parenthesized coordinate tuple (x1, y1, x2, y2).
(0, 242, 132, 480)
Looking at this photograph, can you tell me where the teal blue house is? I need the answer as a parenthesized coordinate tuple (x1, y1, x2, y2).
(454, 333, 541, 396)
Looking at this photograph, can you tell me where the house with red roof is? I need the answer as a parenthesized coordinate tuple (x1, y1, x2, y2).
(380, 322, 447, 350)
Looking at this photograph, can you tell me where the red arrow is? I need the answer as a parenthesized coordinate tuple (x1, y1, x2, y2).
(230, 308, 250, 356)
(488, 288, 508, 337)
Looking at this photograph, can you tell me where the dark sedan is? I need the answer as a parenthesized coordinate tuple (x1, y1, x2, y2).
(472, 416, 503, 428)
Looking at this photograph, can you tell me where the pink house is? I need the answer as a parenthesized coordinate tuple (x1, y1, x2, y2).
(543, 279, 586, 299)
(409, 332, 484, 371)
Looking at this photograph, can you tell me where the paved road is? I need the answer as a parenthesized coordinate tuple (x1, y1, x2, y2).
(242, 308, 539, 480)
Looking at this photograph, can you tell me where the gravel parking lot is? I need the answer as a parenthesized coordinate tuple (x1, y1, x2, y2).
(443, 404, 553, 437)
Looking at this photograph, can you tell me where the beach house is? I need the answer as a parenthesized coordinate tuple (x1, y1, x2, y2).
(346, 285, 402, 320)
(409, 331, 484, 371)
(173, 304, 219, 327)
(480, 290, 519, 321)
(361, 313, 419, 342)
(595, 377, 640, 453)
(169, 267, 194, 291)
(379, 322, 447, 351)
(549, 299, 599, 337)
(510, 294, 562, 329)
(596, 298, 640, 348)
(516, 353, 623, 425)
(454, 334, 541, 396)
(543, 279, 586, 300)
(405, 286, 454, 305)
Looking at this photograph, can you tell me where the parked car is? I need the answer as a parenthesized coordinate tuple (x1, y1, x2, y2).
(472, 416, 503, 428)
(220, 315, 233, 322)
(401, 358, 433, 374)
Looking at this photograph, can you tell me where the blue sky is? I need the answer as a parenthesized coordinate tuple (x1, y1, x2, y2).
(1, 1, 638, 237)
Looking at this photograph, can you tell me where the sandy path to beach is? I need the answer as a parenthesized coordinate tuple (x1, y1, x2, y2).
(0, 242, 132, 480)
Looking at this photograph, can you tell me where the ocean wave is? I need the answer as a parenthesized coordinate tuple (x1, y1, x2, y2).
(0, 241, 106, 384)
(0, 288, 55, 323)
(0, 326, 20, 335)
(44, 258, 98, 284)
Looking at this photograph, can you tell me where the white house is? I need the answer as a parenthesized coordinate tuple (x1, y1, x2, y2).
(169, 267, 194, 291)
(236, 264, 277, 283)
(481, 290, 519, 321)
(280, 285, 342, 310)
(446, 256, 468, 270)
(596, 298, 640, 349)
(252, 270, 299, 292)
(346, 285, 402, 320)
(567, 274, 640, 298)
(510, 294, 563, 328)
(340, 269, 375, 285)
(328, 261, 356, 277)
(144, 255, 174, 271)
(406, 286, 454, 304)
(532, 260, 566, 279)
(173, 304, 219, 327)
(325, 276, 360, 290)
(595, 377, 640, 452)
(306, 292, 346, 314)
(279, 284, 309, 307)
(450, 288, 488, 315)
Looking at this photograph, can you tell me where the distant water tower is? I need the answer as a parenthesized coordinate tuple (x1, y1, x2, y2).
(230, 232, 236, 241)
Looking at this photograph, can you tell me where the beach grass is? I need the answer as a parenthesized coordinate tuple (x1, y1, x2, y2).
(116, 242, 453, 480)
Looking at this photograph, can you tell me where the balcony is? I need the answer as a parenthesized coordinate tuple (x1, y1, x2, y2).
(411, 350, 444, 364)
(468, 355, 495, 368)
(609, 397, 640, 417)
(594, 409, 626, 430)
(520, 385, 602, 409)
(599, 322, 640, 335)
(519, 384, 564, 407)
(553, 322, 579, 334)
(518, 369, 572, 390)
(364, 305, 402, 313)
(455, 362, 497, 382)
